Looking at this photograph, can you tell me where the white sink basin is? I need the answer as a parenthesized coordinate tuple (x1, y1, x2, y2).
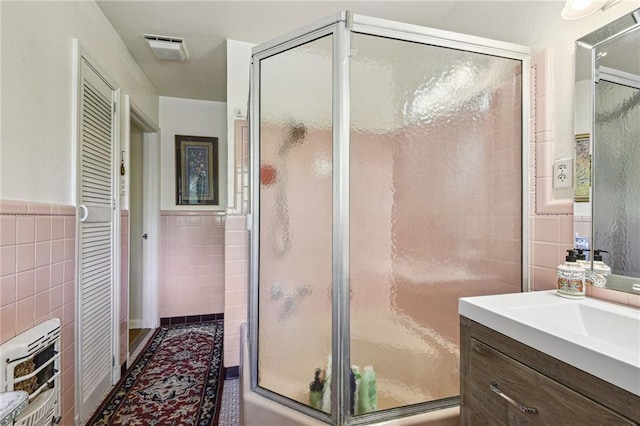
(459, 290, 640, 396)
(511, 302, 640, 354)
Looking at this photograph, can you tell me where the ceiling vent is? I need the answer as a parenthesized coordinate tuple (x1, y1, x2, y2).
(144, 34, 189, 62)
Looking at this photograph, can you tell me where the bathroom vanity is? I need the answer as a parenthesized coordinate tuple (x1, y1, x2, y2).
(459, 291, 640, 425)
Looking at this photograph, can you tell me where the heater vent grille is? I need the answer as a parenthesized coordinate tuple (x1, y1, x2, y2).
(0, 319, 61, 425)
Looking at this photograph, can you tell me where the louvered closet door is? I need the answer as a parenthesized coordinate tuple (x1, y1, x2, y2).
(78, 59, 116, 420)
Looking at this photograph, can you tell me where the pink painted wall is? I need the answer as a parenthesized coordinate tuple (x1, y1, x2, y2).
(0, 200, 76, 424)
(120, 210, 129, 366)
(158, 212, 225, 318)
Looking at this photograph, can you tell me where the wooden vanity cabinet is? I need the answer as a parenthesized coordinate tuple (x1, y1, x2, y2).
(460, 316, 640, 425)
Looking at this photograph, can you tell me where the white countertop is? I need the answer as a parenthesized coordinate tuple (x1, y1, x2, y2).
(459, 290, 640, 396)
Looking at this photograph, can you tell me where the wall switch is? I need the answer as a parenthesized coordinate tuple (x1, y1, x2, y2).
(553, 158, 573, 189)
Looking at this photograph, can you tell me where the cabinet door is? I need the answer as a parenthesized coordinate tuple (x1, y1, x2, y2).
(467, 338, 635, 425)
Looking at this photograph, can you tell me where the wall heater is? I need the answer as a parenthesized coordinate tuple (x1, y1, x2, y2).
(0, 319, 61, 425)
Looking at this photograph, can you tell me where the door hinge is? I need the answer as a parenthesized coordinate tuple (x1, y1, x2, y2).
(113, 103, 116, 114)
(112, 355, 115, 367)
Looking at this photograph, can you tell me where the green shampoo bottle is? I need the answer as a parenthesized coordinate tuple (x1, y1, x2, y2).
(309, 368, 324, 410)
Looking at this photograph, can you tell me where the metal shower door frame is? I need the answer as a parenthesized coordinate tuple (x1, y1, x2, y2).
(249, 13, 343, 426)
(249, 11, 530, 426)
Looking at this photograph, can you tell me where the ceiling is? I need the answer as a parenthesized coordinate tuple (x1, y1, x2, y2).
(96, 1, 567, 103)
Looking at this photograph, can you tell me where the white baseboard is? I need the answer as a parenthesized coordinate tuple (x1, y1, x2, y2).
(129, 319, 143, 329)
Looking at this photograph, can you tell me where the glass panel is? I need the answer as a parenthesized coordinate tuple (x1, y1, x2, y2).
(257, 35, 333, 412)
(593, 79, 640, 277)
(349, 33, 522, 413)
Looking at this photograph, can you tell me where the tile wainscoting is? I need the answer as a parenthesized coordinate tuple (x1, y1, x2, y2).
(223, 215, 249, 368)
(0, 199, 76, 424)
(158, 211, 226, 318)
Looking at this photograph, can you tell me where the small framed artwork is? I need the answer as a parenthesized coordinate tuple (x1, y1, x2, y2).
(574, 133, 590, 203)
(175, 135, 219, 205)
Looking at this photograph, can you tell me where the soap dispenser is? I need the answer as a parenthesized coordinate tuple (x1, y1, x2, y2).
(592, 249, 611, 276)
(557, 249, 586, 299)
(575, 248, 589, 269)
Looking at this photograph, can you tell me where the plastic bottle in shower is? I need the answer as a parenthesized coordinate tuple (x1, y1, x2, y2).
(351, 365, 361, 415)
(358, 370, 370, 414)
(321, 355, 332, 413)
(309, 368, 324, 410)
(359, 366, 377, 413)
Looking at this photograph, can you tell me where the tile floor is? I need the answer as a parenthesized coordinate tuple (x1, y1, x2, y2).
(218, 378, 240, 426)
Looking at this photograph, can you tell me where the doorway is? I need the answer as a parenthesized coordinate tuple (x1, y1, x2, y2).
(128, 121, 151, 352)
(125, 99, 160, 364)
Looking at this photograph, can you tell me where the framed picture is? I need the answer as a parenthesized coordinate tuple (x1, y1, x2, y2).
(574, 133, 590, 203)
(175, 135, 219, 205)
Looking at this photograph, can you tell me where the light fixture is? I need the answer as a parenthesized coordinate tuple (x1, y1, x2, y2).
(143, 34, 189, 61)
(560, 0, 621, 21)
(561, 0, 620, 20)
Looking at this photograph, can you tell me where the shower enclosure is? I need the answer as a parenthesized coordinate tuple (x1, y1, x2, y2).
(249, 12, 529, 425)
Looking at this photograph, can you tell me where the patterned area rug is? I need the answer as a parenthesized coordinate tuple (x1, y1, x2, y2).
(89, 321, 224, 426)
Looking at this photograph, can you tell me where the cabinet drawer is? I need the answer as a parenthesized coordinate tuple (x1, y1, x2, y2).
(468, 338, 635, 425)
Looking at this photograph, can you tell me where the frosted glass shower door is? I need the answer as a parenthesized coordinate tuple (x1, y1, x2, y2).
(256, 35, 334, 412)
(593, 80, 640, 277)
(349, 33, 523, 413)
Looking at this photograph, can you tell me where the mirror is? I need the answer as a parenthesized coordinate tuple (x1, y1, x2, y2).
(574, 8, 640, 293)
